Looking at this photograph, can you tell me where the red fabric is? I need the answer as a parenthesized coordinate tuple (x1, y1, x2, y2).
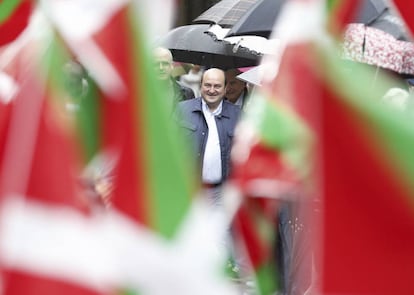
(231, 143, 299, 197)
(91, 6, 149, 224)
(260, 37, 414, 293)
(2, 271, 102, 295)
(0, 31, 98, 295)
(0, 57, 87, 211)
(392, 1, 414, 36)
(27, 102, 87, 209)
(263, 44, 321, 133)
(232, 197, 278, 268)
(0, 102, 11, 163)
(321, 83, 414, 294)
(279, 42, 414, 294)
(264, 42, 321, 294)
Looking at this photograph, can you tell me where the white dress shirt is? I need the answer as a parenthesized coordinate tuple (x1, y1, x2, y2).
(202, 100, 223, 184)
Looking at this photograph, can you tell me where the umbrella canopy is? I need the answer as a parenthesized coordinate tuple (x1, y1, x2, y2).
(193, 0, 259, 28)
(342, 24, 414, 75)
(157, 24, 260, 70)
(354, 0, 409, 40)
(206, 24, 281, 56)
(226, 0, 287, 39)
(354, 0, 387, 24)
(341, 0, 413, 75)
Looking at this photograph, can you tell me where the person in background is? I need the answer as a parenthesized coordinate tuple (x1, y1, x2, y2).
(180, 64, 203, 98)
(153, 47, 195, 112)
(224, 68, 249, 109)
(174, 68, 241, 207)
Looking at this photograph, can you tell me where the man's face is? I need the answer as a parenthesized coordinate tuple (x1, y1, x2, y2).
(201, 69, 226, 109)
(225, 70, 246, 103)
(153, 49, 173, 81)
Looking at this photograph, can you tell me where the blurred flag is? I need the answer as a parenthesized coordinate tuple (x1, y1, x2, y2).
(292, 2, 414, 293)
(43, 0, 196, 238)
(0, 0, 33, 46)
(325, 0, 362, 35)
(229, 0, 414, 294)
(229, 49, 316, 295)
(0, 1, 239, 295)
(227, 1, 322, 294)
(0, 8, 102, 294)
(317, 42, 414, 295)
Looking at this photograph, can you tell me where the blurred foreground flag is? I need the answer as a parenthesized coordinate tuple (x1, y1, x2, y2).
(43, 0, 196, 238)
(0, 0, 33, 45)
(0, 7, 103, 294)
(229, 0, 414, 294)
(276, 38, 414, 295)
(229, 82, 314, 295)
(325, 0, 362, 34)
(0, 1, 239, 295)
(318, 43, 414, 295)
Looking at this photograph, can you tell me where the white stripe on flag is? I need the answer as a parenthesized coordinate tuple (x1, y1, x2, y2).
(0, 196, 239, 294)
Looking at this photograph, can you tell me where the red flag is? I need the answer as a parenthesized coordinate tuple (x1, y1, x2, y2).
(268, 34, 414, 295)
(392, 0, 414, 35)
(318, 50, 414, 294)
(0, 35, 102, 294)
(74, 3, 196, 238)
(230, 0, 414, 293)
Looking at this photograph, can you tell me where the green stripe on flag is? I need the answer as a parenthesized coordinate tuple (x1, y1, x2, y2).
(326, 0, 341, 12)
(75, 78, 101, 163)
(256, 262, 279, 295)
(44, 33, 101, 164)
(129, 11, 196, 239)
(245, 93, 313, 181)
(0, 0, 22, 23)
(321, 42, 414, 200)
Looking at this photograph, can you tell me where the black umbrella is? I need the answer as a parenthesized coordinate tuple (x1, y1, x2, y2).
(353, 0, 409, 41)
(193, 0, 259, 28)
(226, 0, 286, 39)
(157, 24, 260, 70)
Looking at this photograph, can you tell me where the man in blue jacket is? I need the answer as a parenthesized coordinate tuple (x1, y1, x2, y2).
(175, 68, 241, 206)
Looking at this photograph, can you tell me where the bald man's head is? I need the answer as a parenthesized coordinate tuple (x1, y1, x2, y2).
(153, 47, 173, 80)
(200, 68, 226, 111)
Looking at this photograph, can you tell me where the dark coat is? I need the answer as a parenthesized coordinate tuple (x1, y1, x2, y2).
(175, 97, 241, 182)
(174, 80, 195, 102)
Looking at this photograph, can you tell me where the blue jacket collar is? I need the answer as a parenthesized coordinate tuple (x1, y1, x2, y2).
(191, 97, 232, 118)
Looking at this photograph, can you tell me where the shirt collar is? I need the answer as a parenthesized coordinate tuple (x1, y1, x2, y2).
(202, 99, 223, 116)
